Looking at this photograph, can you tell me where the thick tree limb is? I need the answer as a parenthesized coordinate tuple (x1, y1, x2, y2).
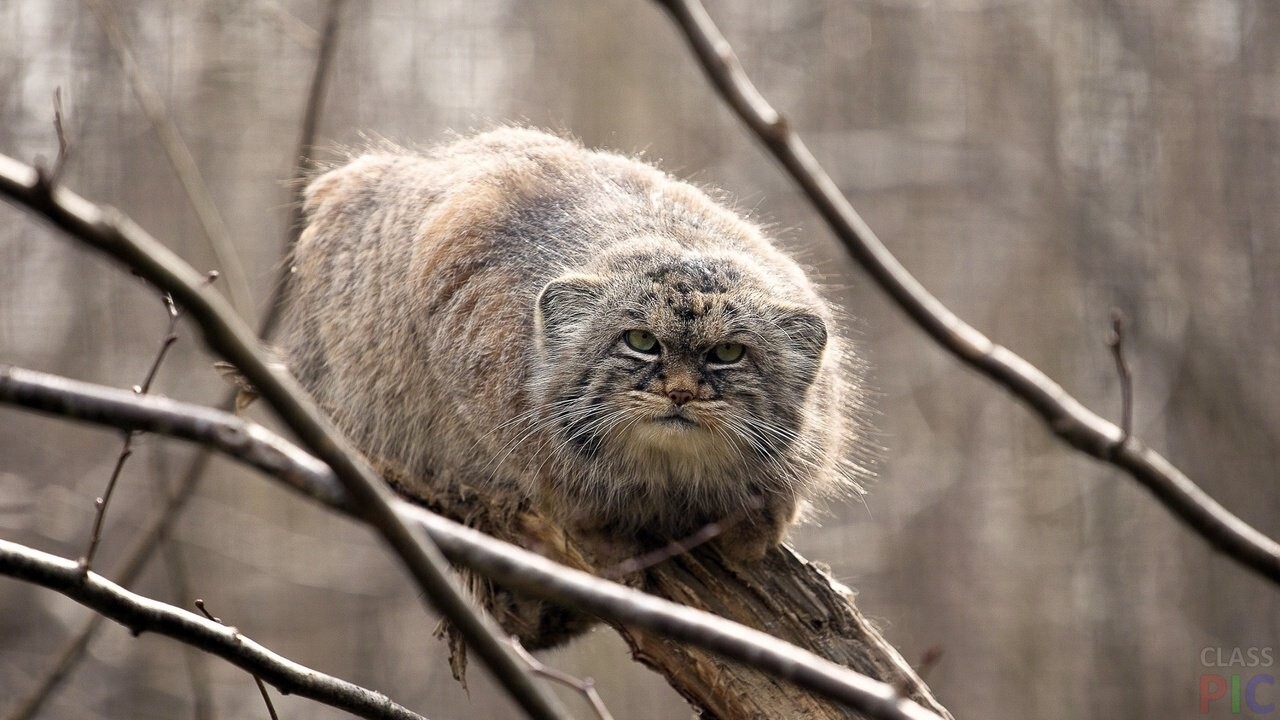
(0, 154, 568, 720)
(0, 365, 950, 720)
(0, 539, 427, 720)
(652, 0, 1280, 587)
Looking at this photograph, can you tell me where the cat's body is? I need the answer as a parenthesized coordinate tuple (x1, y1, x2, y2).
(285, 128, 862, 562)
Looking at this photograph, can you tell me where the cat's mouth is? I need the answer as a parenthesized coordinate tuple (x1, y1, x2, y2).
(655, 413, 699, 428)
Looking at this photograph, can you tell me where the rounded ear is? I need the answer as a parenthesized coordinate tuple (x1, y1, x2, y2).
(534, 273, 605, 344)
(777, 308, 828, 361)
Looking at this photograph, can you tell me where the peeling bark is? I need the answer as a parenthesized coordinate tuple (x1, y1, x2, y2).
(384, 464, 950, 720)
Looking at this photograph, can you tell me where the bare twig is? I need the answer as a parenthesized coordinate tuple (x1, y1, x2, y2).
(138, 294, 182, 393)
(257, 0, 346, 338)
(651, 0, 1280, 586)
(1105, 309, 1133, 450)
(10, 277, 214, 720)
(82, 0, 255, 320)
(600, 504, 752, 579)
(11, 2, 322, 693)
(79, 438, 133, 572)
(50, 88, 69, 184)
(601, 522, 725, 579)
(896, 647, 944, 696)
(5, 0, 334, 667)
(195, 600, 280, 720)
(0, 539, 427, 720)
(5, 452, 208, 720)
(0, 363, 949, 720)
(151, 451, 216, 720)
(0, 154, 568, 720)
(15, 0, 337, 684)
(512, 639, 614, 720)
(79, 292, 183, 572)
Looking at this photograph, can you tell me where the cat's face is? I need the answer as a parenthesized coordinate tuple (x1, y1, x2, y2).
(531, 248, 829, 488)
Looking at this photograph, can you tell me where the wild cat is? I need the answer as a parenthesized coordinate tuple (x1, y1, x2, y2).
(283, 127, 864, 565)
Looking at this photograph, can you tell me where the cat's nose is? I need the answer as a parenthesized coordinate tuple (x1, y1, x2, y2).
(668, 389, 694, 406)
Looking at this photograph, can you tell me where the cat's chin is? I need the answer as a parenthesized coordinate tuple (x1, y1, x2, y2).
(653, 414, 699, 430)
(622, 417, 715, 448)
(631, 419, 706, 444)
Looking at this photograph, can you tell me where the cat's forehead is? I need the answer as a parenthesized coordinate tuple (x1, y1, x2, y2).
(639, 255, 742, 294)
(614, 253, 759, 342)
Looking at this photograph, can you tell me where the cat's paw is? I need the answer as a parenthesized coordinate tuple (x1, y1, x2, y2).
(716, 518, 784, 564)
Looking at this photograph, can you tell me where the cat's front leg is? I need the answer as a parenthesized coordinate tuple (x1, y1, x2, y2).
(715, 494, 798, 563)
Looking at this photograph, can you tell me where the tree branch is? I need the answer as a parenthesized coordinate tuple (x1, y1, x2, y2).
(0, 539, 427, 720)
(0, 364, 949, 720)
(195, 599, 280, 720)
(0, 154, 569, 720)
(651, 0, 1280, 586)
(80, 291, 182, 571)
(83, 0, 255, 320)
(11, 11, 345, 710)
(257, 0, 347, 339)
(512, 639, 614, 720)
(3, 451, 206, 720)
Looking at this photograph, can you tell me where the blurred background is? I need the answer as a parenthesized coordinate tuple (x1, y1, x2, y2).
(2, 1, 1278, 718)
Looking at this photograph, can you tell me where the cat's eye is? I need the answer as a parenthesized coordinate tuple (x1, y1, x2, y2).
(708, 342, 746, 364)
(624, 329, 660, 354)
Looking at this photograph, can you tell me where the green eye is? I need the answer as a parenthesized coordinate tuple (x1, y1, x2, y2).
(709, 342, 746, 364)
(624, 329, 660, 354)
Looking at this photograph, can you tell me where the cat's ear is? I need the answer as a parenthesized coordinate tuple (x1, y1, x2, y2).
(777, 308, 828, 361)
(535, 273, 605, 345)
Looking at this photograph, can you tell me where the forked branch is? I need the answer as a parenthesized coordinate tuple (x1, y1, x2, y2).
(0, 364, 949, 720)
(652, 0, 1280, 586)
(0, 538, 427, 720)
(0, 153, 568, 720)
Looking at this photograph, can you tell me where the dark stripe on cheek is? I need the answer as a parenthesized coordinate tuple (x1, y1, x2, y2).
(701, 368, 724, 395)
(564, 396, 608, 458)
(560, 399, 599, 450)
(631, 362, 663, 391)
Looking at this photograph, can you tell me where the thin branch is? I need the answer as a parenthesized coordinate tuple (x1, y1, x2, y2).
(1105, 309, 1133, 450)
(4, 0, 338, 670)
(151, 451, 217, 720)
(80, 292, 182, 571)
(11, 5, 325, 693)
(138, 294, 182, 394)
(896, 647, 944, 696)
(599, 505, 747, 580)
(512, 639, 614, 720)
(257, 0, 347, 339)
(82, 0, 255, 320)
(12, 0, 332, 685)
(195, 600, 280, 720)
(0, 539, 427, 720)
(651, 0, 1280, 586)
(26, 0, 349, 681)
(79, 438, 133, 572)
(4, 451, 208, 720)
(0, 363, 949, 720)
(0, 154, 568, 720)
(49, 87, 69, 184)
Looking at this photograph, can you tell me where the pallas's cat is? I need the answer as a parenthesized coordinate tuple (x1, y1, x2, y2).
(284, 128, 865, 566)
